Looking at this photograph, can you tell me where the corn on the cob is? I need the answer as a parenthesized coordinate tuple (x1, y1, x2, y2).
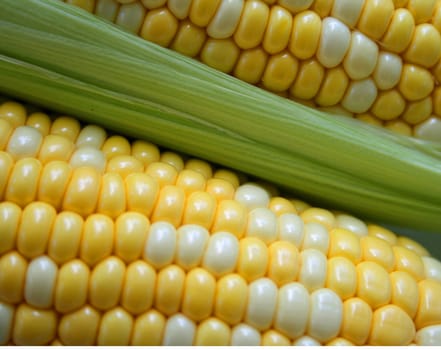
(1, 99, 441, 346)
(64, 0, 441, 141)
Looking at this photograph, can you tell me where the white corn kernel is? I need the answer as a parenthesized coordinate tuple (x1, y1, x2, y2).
(343, 31, 379, 80)
(275, 282, 310, 339)
(415, 325, 441, 346)
(278, 0, 314, 13)
(162, 313, 196, 346)
(277, 213, 304, 247)
(341, 78, 378, 113)
(7, 126, 43, 160)
(235, 183, 270, 210)
(373, 52, 403, 90)
(0, 302, 14, 345)
(293, 335, 321, 345)
(317, 17, 351, 68)
(308, 288, 343, 343)
(167, 0, 192, 19)
(246, 207, 278, 243)
(245, 278, 278, 330)
(231, 323, 261, 346)
(69, 147, 106, 173)
(207, 0, 244, 39)
(76, 125, 107, 148)
(203, 232, 239, 277)
(301, 222, 329, 254)
(422, 256, 441, 282)
(143, 221, 177, 269)
(176, 225, 209, 270)
(331, 0, 365, 27)
(298, 248, 327, 292)
(24, 255, 58, 308)
(336, 213, 368, 237)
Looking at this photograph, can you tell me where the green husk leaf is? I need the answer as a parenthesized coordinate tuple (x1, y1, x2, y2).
(0, 0, 440, 233)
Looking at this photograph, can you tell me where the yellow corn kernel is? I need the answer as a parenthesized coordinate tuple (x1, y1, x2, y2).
(397, 236, 430, 257)
(141, 0, 166, 9)
(356, 113, 383, 127)
(101, 135, 130, 159)
(47, 211, 83, 264)
(151, 185, 185, 227)
(381, 8, 415, 53)
(69, 147, 106, 173)
(341, 78, 378, 114)
(65, 0, 95, 12)
(368, 305, 416, 345)
(155, 265, 185, 316)
(300, 207, 335, 230)
(89, 256, 125, 310)
(175, 169, 206, 195)
(25, 112, 51, 136)
(262, 329, 291, 345)
(140, 7, 178, 47)
(12, 304, 57, 346)
(433, 1, 441, 31)
(207, 0, 244, 39)
(162, 313, 196, 345)
(288, 11, 321, 60)
(131, 140, 159, 167)
(290, 59, 324, 100)
(0, 101, 27, 128)
(80, 214, 114, 267)
(7, 126, 43, 160)
(357, 261, 391, 309)
(385, 120, 412, 136)
(326, 337, 354, 346)
(340, 297, 372, 345)
(311, 0, 333, 17)
(16, 202, 56, 259)
(292, 335, 321, 345)
(131, 310, 165, 345)
(5, 157, 42, 207)
(315, 67, 349, 106)
(38, 135, 75, 164)
(402, 96, 432, 125)
(37, 161, 72, 210)
(114, 212, 149, 263)
(268, 197, 296, 216)
(368, 224, 398, 245)
(237, 237, 268, 281)
(95, 0, 119, 22)
(211, 199, 247, 238)
(143, 221, 177, 269)
(0, 252, 27, 304)
(24, 255, 58, 309)
(215, 273, 248, 325)
(0, 152, 14, 199)
(58, 305, 100, 345)
(360, 236, 395, 271)
(62, 166, 101, 217)
(171, 21, 206, 57)
(263, 6, 293, 54)
(54, 259, 90, 313)
(213, 168, 241, 188)
(195, 318, 231, 345)
(206, 178, 235, 201)
(189, 0, 221, 27)
(107, 155, 143, 178)
(182, 268, 216, 321)
(404, 24, 441, 68)
(407, 0, 437, 24)
(390, 270, 419, 319)
(331, 0, 364, 27)
(202, 232, 239, 277)
(308, 288, 343, 343)
(262, 51, 299, 92)
(234, 0, 269, 49)
(145, 161, 178, 187)
(49, 116, 81, 142)
(184, 159, 212, 180)
(183, 191, 216, 229)
(278, 0, 313, 14)
(200, 38, 240, 73)
(175, 225, 209, 270)
(0, 202, 20, 255)
(233, 48, 268, 84)
(371, 89, 406, 121)
(317, 17, 351, 68)
(393, 246, 425, 281)
(415, 279, 441, 329)
(125, 173, 159, 217)
(326, 256, 357, 300)
(97, 307, 133, 345)
(96, 172, 126, 218)
(357, 0, 394, 40)
(0, 120, 13, 151)
(268, 241, 299, 285)
(121, 261, 156, 315)
(399, 64, 435, 101)
(328, 228, 362, 264)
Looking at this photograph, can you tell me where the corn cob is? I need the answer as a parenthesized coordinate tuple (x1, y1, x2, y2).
(63, 0, 441, 142)
(0, 99, 441, 346)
